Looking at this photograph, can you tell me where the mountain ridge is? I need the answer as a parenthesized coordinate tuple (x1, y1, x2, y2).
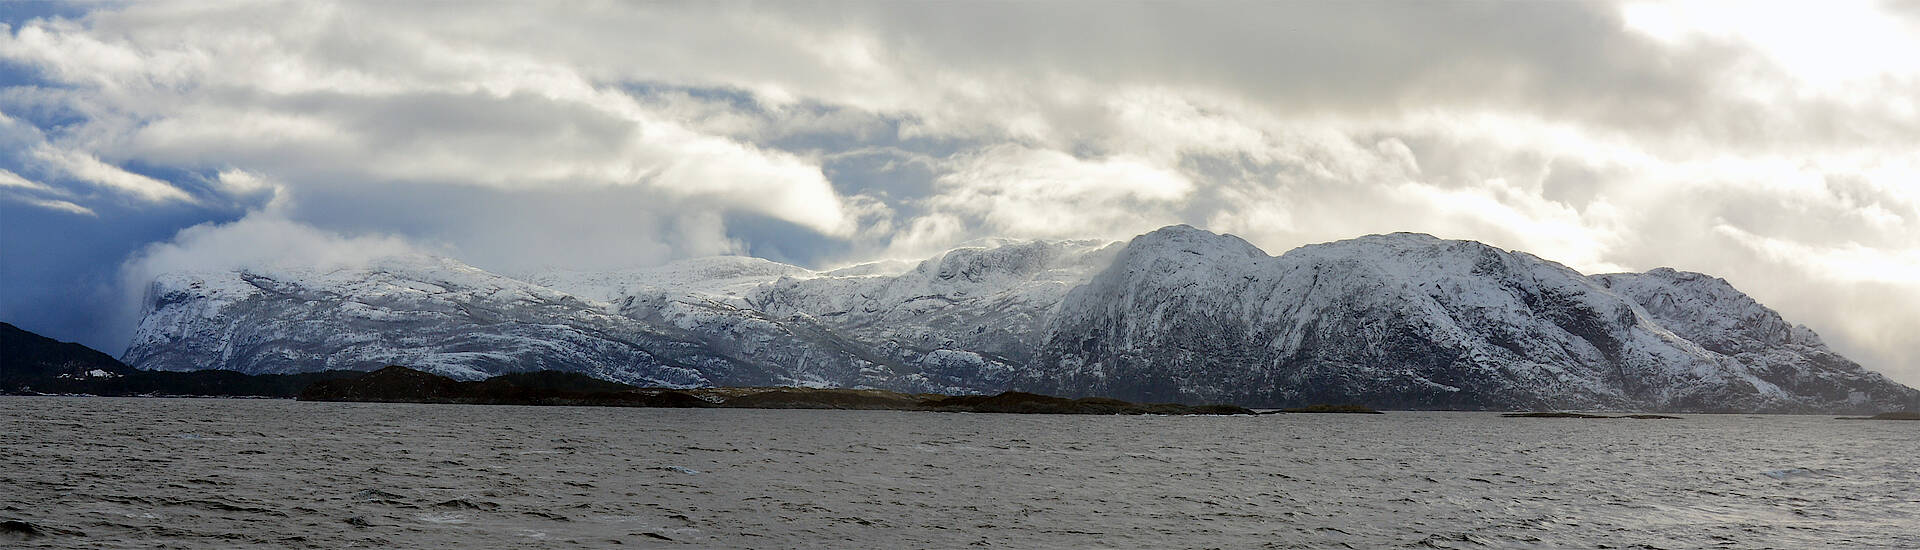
(116, 225, 1920, 413)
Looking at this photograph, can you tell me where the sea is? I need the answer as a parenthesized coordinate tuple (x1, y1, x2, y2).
(2, 397, 1915, 549)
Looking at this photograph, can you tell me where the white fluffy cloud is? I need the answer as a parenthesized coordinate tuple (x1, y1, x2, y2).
(913, 146, 1193, 245)
(4, 1, 1918, 384)
(122, 213, 424, 282)
(1, 4, 851, 235)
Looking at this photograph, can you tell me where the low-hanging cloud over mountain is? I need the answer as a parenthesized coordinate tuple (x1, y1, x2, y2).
(2, 1, 1917, 385)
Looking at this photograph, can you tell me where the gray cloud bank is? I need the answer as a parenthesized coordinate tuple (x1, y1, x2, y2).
(2, 1, 1917, 385)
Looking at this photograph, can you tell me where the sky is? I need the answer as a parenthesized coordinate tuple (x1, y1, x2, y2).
(1, 1, 1917, 385)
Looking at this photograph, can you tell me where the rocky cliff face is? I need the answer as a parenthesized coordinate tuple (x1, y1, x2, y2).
(120, 226, 1919, 412)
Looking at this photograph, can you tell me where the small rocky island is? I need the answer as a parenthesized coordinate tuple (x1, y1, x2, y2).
(298, 366, 1256, 415)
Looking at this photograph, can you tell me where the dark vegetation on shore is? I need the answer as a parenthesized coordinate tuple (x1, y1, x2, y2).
(1, 322, 364, 398)
(299, 366, 1257, 415)
(7, 367, 367, 399)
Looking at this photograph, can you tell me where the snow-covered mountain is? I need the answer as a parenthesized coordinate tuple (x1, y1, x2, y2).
(1021, 226, 1914, 412)
(124, 240, 1117, 393)
(122, 225, 1919, 412)
(746, 239, 1121, 391)
(125, 256, 728, 386)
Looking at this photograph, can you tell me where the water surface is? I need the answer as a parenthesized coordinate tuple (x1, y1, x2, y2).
(2, 397, 1915, 548)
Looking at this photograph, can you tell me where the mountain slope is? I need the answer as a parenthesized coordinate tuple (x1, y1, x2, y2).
(745, 239, 1121, 391)
(1, 322, 134, 384)
(117, 226, 1919, 413)
(121, 256, 892, 388)
(1595, 269, 1912, 410)
(1019, 226, 1916, 412)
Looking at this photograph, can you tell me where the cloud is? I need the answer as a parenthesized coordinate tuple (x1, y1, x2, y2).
(905, 145, 1193, 247)
(0, 167, 53, 192)
(2, 1, 1917, 385)
(122, 212, 425, 281)
(109, 211, 427, 345)
(1622, 0, 1920, 89)
(0, 5, 854, 235)
(28, 145, 195, 203)
(276, 181, 755, 276)
(0, 167, 94, 216)
(212, 168, 273, 195)
(2, 193, 95, 216)
(1713, 224, 1920, 286)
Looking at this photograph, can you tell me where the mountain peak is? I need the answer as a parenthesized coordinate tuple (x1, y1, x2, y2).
(1127, 224, 1267, 259)
(1595, 267, 1815, 356)
(1361, 231, 1446, 243)
(120, 226, 1917, 413)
